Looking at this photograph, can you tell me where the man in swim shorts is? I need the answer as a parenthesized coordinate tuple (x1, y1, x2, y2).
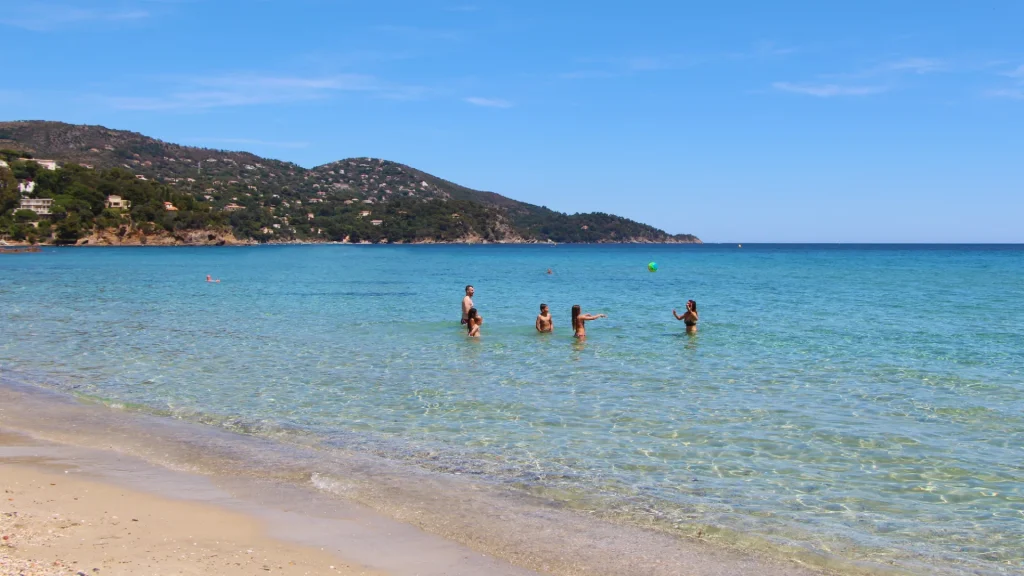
(536, 303, 553, 333)
(461, 285, 475, 325)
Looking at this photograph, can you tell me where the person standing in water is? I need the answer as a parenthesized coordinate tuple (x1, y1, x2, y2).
(571, 304, 606, 339)
(466, 308, 483, 337)
(536, 303, 554, 333)
(461, 285, 475, 325)
(673, 300, 699, 332)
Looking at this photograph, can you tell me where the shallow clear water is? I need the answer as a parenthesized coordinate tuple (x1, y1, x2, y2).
(1, 245, 1022, 575)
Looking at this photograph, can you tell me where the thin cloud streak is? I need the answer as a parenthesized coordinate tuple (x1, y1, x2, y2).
(773, 82, 887, 97)
(558, 70, 621, 80)
(986, 88, 1024, 100)
(464, 97, 514, 108)
(1002, 65, 1024, 79)
(885, 57, 945, 74)
(0, 5, 149, 31)
(560, 44, 795, 80)
(106, 73, 422, 111)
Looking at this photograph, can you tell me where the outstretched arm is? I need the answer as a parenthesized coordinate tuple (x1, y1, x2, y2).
(673, 309, 683, 320)
(580, 314, 606, 321)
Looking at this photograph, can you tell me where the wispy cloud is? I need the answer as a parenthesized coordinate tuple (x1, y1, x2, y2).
(1002, 65, 1024, 79)
(772, 82, 887, 97)
(560, 44, 795, 81)
(823, 57, 947, 80)
(0, 4, 149, 31)
(105, 73, 423, 111)
(884, 57, 946, 74)
(558, 70, 621, 80)
(986, 88, 1024, 100)
(464, 97, 514, 108)
(775, 56, 945, 97)
(182, 137, 310, 149)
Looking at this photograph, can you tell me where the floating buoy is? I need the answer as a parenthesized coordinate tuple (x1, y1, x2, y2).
(648, 262, 658, 272)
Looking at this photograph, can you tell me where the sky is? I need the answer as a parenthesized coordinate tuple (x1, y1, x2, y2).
(2, 0, 1023, 243)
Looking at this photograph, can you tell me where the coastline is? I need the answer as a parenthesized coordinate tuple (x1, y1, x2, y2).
(0, 379, 847, 576)
(5, 237, 704, 247)
(1, 229, 702, 247)
(0, 453, 379, 576)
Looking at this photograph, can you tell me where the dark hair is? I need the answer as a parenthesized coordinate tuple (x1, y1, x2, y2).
(571, 304, 581, 331)
(466, 307, 478, 332)
(465, 285, 473, 292)
(688, 300, 697, 312)
(540, 303, 548, 311)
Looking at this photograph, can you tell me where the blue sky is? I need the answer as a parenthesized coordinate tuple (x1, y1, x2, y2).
(2, 0, 1022, 242)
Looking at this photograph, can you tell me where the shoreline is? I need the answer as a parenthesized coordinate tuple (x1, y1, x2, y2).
(1, 230, 702, 248)
(4, 238, 703, 247)
(0, 378, 853, 576)
(0, 452, 380, 576)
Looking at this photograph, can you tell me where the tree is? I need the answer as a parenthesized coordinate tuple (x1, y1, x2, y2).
(0, 166, 17, 215)
(56, 212, 84, 244)
(14, 209, 37, 223)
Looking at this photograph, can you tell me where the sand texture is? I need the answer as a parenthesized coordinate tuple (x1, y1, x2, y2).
(0, 465, 379, 576)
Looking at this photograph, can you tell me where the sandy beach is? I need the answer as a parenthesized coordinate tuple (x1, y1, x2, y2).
(0, 383, 844, 576)
(1, 448, 377, 576)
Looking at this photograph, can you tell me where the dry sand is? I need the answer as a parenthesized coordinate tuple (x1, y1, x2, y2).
(0, 464, 380, 576)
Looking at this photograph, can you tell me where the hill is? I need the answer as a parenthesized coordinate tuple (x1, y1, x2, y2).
(0, 121, 700, 245)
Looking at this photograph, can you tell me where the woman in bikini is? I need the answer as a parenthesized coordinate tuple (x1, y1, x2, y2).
(672, 300, 698, 333)
(571, 304, 606, 339)
(466, 307, 483, 337)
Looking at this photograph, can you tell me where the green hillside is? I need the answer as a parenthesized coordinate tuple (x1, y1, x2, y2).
(0, 121, 701, 245)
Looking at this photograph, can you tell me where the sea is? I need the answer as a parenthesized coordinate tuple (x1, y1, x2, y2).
(1, 244, 1022, 575)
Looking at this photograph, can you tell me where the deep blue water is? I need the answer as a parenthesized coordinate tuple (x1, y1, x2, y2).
(1, 244, 1022, 575)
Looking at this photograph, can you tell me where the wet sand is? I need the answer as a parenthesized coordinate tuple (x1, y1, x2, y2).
(0, 382, 851, 576)
(0, 459, 377, 576)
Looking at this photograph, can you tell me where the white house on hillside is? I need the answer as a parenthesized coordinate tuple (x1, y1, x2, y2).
(19, 198, 53, 215)
(106, 195, 131, 210)
(18, 181, 36, 195)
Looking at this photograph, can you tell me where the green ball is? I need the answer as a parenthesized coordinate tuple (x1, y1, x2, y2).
(648, 262, 658, 272)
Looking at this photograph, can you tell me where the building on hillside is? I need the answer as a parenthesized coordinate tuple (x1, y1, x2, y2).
(19, 198, 53, 215)
(359, 211, 371, 217)
(163, 202, 179, 212)
(307, 213, 315, 220)
(223, 203, 244, 211)
(18, 181, 36, 195)
(135, 175, 147, 180)
(0, 160, 8, 168)
(18, 159, 58, 170)
(105, 195, 131, 210)
(362, 199, 374, 204)
(370, 220, 383, 226)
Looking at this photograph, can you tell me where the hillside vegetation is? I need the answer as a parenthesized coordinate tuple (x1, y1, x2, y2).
(0, 121, 700, 245)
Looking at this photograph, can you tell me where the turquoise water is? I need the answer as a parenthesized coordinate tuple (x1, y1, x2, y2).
(1, 245, 1022, 575)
